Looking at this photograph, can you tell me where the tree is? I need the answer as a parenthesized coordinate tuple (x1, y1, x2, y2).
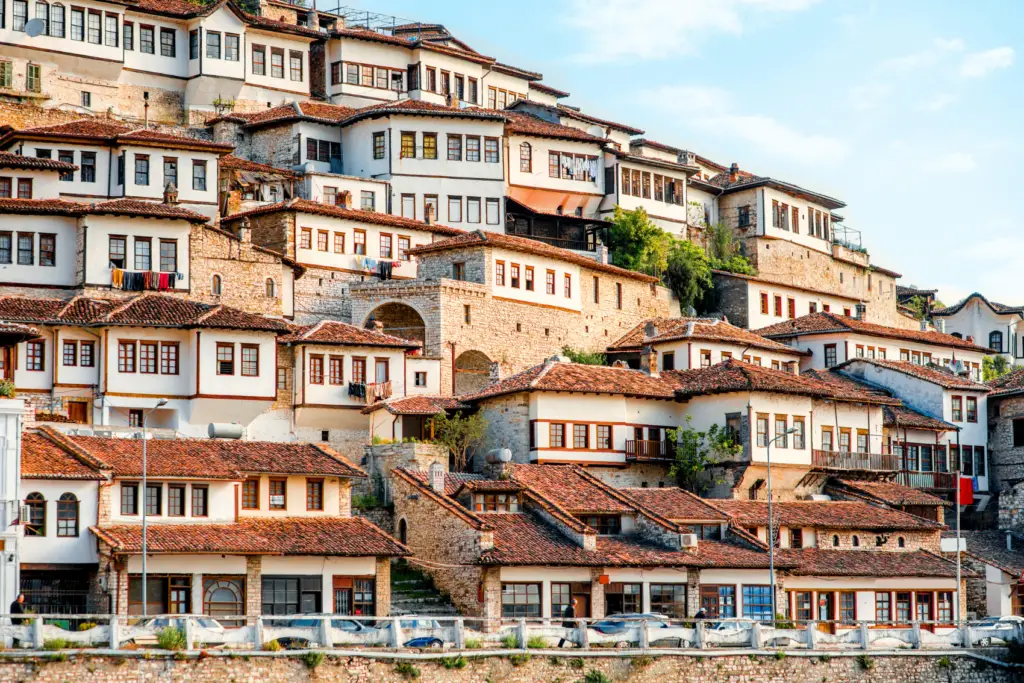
(667, 418, 742, 493)
(560, 346, 606, 365)
(605, 207, 671, 274)
(663, 240, 711, 313)
(431, 411, 489, 472)
(704, 222, 755, 275)
(983, 355, 1011, 382)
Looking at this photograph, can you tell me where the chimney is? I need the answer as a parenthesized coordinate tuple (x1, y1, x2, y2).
(424, 203, 435, 225)
(920, 320, 929, 332)
(729, 162, 739, 182)
(372, 320, 385, 332)
(639, 345, 659, 377)
(966, 335, 974, 345)
(237, 217, 251, 244)
(855, 303, 866, 320)
(643, 320, 658, 340)
(429, 462, 445, 494)
(163, 181, 178, 205)
(937, 319, 946, 333)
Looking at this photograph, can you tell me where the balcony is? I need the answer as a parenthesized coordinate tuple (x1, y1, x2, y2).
(625, 439, 674, 462)
(894, 470, 957, 490)
(811, 449, 901, 472)
(348, 381, 392, 404)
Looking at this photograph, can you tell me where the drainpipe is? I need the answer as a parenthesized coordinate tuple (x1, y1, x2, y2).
(50, 328, 58, 414)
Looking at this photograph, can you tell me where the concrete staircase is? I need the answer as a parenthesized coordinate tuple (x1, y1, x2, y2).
(390, 560, 460, 617)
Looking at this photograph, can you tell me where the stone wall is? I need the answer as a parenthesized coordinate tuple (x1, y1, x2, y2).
(360, 442, 450, 503)
(190, 225, 286, 316)
(590, 462, 675, 489)
(989, 395, 1024, 493)
(998, 482, 1024, 530)
(0, 652, 1013, 682)
(475, 393, 530, 465)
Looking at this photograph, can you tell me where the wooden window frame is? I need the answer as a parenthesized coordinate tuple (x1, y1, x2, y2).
(241, 343, 259, 377)
(269, 478, 287, 510)
(306, 478, 324, 511)
(309, 353, 324, 384)
(241, 478, 259, 510)
(216, 342, 235, 375)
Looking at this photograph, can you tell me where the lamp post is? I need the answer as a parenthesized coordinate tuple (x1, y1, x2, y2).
(140, 399, 168, 617)
(765, 426, 798, 623)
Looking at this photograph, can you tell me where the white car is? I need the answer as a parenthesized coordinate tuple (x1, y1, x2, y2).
(973, 615, 1024, 646)
(132, 617, 227, 647)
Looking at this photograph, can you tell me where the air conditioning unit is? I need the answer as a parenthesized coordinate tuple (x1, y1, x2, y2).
(680, 533, 698, 548)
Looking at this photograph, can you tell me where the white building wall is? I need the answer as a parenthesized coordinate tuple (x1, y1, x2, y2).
(82, 214, 192, 288)
(490, 248, 583, 312)
(0, 0, 126, 63)
(291, 213, 439, 278)
(109, 478, 237, 523)
(16, 143, 111, 201)
(122, 13, 188, 79)
(507, 134, 603, 212)
(297, 343, 408, 408)
(745, 283, 860, 333)
(117, 146, 219, 206)
(242, 29, 313, 96)
(19, 479, 99, 565)
(0, 215, 77, 287)
(326, 36, 410, 104)
(651, 339, 799, 372)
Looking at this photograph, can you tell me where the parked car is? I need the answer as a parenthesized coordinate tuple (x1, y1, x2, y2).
(590, 613, 670, 635)
(973, 615, 1024, 646)
(131, 617, 227, 647)
(374, 617, 446, 648)
(272, 615, 371, 649)
(710, 619, 792, 648)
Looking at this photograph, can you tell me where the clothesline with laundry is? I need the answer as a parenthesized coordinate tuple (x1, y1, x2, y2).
(111, 269, 183, 292)
(353, 255, 405, 280)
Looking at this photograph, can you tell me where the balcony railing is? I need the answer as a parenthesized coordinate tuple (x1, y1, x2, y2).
(513, 233, 595, 252)
(895, 470, 957, 490)
(625, 439, 674, 462)
(811, 449, 901, 472)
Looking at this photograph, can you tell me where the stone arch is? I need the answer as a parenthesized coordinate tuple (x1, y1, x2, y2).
(364, 302, 426, 345)
(455, 349, 493, 395)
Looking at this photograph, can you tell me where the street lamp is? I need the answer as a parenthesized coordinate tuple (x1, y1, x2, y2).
(765, 426, 797, 623)
(140, 398, 168, 617)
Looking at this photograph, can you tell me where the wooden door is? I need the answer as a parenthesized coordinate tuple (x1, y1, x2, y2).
(67, 402, 88, 424)
(572, 593, 590, 619)
(817, 592, 834, 633)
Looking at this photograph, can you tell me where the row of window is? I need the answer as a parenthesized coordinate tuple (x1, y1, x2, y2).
(187, 29, 239, 62)
(251, 44, 303, 81)
(109, 235, 178, 272)
(23, 491, 77, 537)
(298, 227, 413, 260)
(619, 167, 685, 205)
(116, 340, 180, 375)
(891, 442, 986, 476)
(950, 395, 979, 423)
(0, 230, 55, 267)
(501, 581, 687, 619)
(330, 61, 406, 92)
(8, 2, 121, 48)
(0, 177, 34, 199)
(822, 341, 983, 380)
(125, 21, 174, 56)
(241, 477, 324, 511)
(372, 130, 501, 163)
(121, 155, 206, 191)
(121, 481, 208, 517)
(548, 151, 599, 183)
(488, 261, 577, 300)
(754, 414, 809, 449)
(406, 194, 501, 226)
(770, 199, 831, 240)
(759, 291, 850, 320)
(307, 355, 387, 386)
(306, 137, 341, 163)
(790, 590, 955, 624)
(0, 60, 41, 92)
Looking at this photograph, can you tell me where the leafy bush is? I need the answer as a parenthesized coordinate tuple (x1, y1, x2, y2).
(526, 635, 547, 649)
(157, 626, 186, 651)
(568, 657, 585, 669)
(441, 655, 467, 669)
(818, 654, 831, 663)
(937, 655, 952, 669)
(263, 639, 283, 652)
(463, 637, 482, 649)
(583, 671, 611, 683)
(856, 654, 875, 670)
(78, 622, 98, 631)
(45, 653, 68, 662)
(395, 661, 420, 679)
(508, 653, 531, 667)
(774, 650, 786, 661)
(501, 634, 519, 649)
(352, 494, 381, 510)
(302, 651, 325, 669)
(632, 655, 654, 668)
(43, 639, 70, 650)
(560, 347, 606, 365)
(0, 379, 16, 398)
(173, 651, 188, 661)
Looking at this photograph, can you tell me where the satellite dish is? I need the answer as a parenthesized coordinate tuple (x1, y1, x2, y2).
(24, 19, 45, 37)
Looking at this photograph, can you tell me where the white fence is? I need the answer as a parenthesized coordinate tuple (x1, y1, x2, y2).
(2, 614, 1022, 653)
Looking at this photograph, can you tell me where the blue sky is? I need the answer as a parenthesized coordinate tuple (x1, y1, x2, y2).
(326, 0, 1020, 307)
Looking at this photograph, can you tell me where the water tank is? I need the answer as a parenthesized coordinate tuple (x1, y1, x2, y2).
(485, 448, 512, 464)
(208, 423, 245, 440)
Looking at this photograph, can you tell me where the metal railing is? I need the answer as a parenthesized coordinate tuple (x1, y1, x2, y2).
(509, 232, 595, 252)
(0, 614, 1019, 654)
(811, 450, 900, 472)
(895, 470, 957, 490)
(625, 440, 673, 462)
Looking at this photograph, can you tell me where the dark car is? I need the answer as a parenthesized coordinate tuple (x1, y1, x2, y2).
(272, 616, 370, 649)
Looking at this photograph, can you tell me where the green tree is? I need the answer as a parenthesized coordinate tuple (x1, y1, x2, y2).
(663, 240, 712, 312)
(667, 418, 742, 493)
(560, 346, 606, 365)
(431, 411, 489, 472)
(704, 222, 756, 275)
(983, 355, 1011, 382)
(605, 207, 671, 274)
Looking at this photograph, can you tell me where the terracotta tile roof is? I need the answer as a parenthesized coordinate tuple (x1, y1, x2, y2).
(800, 367, 892, 398)
(92, 517, 407, 557)
(505, 197, 610, 223)
(460, 360, 677, 402)
(341, 100, 506, 126)
(30, 428, 365, 479)
(949, 530, 1024, 577)
(88, 199, 209, 222)
(840, 358, 990, 391)
(607, 317, 806, 356)
(707, 172, 846, 210)
(668, 359, 899, 404)
(219, 154, 298, 177)
(0, 198, 86, 216)
(408, 230, 660, 283)
(554, 104, 644, 135)
(503, 111, 606, 143)
(114, 129, 234, 152)
(986, 367, 1024, 397)
(778, 548, 961, 578)
(222, 198, 465, 237)
(5, 119, 230, 152)
(296, 101, 357, 122)
(281, 320, 421, 348)
(712, 499, 942, 531)
(0, 321, 41, 343)
(611, 150, 699, 174)
(392, 468, 492, 530)
(361, 395, 469, 416)
(111, 0, 223, 19)
(236, 7, 324, 38)
(883, 404, 957, 431)
(827, 479, 948, 507)
(331, 26, 415, 48)
(620, 488, 729, 522)
(0, 152, 77, 172)
(630, 139, 684, 154)
(20, 432, 104, 480)
(510, 464, 633, 514)
(492, 61, 542, 80)
(8, 119, 131, 139)
(754, 312, 992, 354)
(529, 82, 570, 98)
(933, 292, 1024, 317)
(452, 480, 524, 495)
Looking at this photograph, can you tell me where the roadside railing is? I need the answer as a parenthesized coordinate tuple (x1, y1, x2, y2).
(1, 614, 1020, 653)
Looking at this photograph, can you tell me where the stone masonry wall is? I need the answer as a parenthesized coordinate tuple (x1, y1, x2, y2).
(360, 442, 449, 502)
(390, 474, 486, 617)
(475, 393, 531, 465)
(989, 395, 1024, 494)
(0, 652, 1013, 682)
(998, 482, 1024, 530)
(190, 226, 285, 316)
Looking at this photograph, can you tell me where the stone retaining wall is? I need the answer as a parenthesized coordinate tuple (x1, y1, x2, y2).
(0, 652, 1015, 682)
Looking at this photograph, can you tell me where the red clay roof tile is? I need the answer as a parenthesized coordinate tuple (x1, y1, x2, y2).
(280, 320, 422, 348)
(223, 198, 465, 237)
(620, 488, 729, 522)
(712, 499, 942, 531)
(827, 479, 948, 507)
(502, 111, 606, 143)
(21, 433, 105, 480)
(361, 395, 469, 416)
(608, 317, 806, 356)
(0, 152, 77, 172)
(841, 358, 989, 391)
(778, 548, 960, 577)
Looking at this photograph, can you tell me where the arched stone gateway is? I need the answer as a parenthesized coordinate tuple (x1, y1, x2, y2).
(364, 302, 427, 344)
(455, 350, 493, 395)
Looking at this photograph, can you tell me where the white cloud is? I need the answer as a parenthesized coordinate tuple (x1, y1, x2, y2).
(921, 152, 977, 172)
(921, 93, 959, 111)
(960, 47, 1014, 78)
(561, 0, 818, 63)
(638, 85, 847, 165)
(934, 38, 965, 52)
(880, 37, 965, 72)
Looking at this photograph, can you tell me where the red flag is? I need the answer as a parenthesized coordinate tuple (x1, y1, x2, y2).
(958, 476, 974, 505)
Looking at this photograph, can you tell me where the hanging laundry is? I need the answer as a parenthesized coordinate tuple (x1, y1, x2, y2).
(378, 261, 393, 280)
(112, 269, 124, 289)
